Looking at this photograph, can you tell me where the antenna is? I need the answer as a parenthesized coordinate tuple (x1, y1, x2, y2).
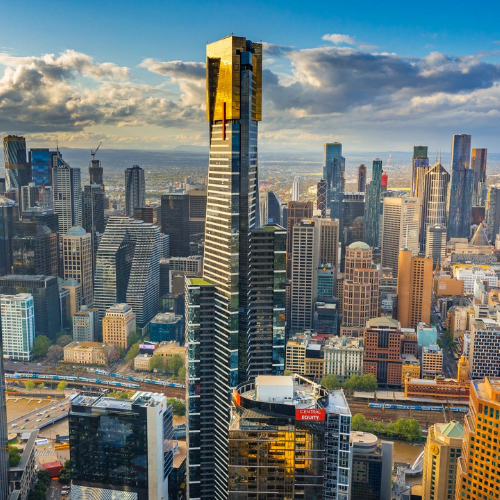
(439, 150, 442, 164)
(436, 150, 438, 164)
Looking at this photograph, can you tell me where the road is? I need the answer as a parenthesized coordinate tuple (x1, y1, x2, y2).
(8, 397, 70, 432)
(431, 307, 458, 378)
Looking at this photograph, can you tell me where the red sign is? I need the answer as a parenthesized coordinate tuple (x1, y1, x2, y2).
(295, 409, 325, 421)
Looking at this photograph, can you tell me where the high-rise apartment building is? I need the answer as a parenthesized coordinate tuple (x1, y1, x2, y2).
(229, 375, 352, 499)
(456, 377, 500, 500)
(342, 242, 380, 337)
(472, 148, 487, 206)
(286, 201, 314, 277)
(3, 135, 30, 192)
(0, 275, 60, 340)
(0, 316, 8, 500)
(411, 145, 429, 196)
(264, 190, 281, 225)
(0, 294, 35, 361)
(381, 197, 421, 277)
(364, 159, 383, 248)
(0, 196, 15, 276)
(94, 217, 160, 327)
(187, 35, 262, 499)
(397, 250, 433, 329)
(72, 305, 100, 342)
(187, 187, 207, 237)
(28, 148, 57, 186)
(160, 194, 190, 257)
(323, 142, 345, 220)
(447, 134, 473, 239)
(426, 225, 447, 268)
(102, 303, 136, 349)
(62, 226, 93, 307)
(487, 186, 500, 242)
(317, 179, 327, 218)
(69, 391, 174, 500)
(357, 164, 367, 192)
(124, 165, 145, 216)
(52, 153, 82, 233)
(469, 318, 500, 379)
(422, 421, 463, 500)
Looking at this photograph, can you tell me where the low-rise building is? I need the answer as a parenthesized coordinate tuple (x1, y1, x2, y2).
(153, 342, 186, 372)
(422, 345, 443, 378)
(323, 336, 364, 381)
(149, 312, 185, 344)
(416, 324, 437, 347)
(134, 353, 152, 371)
(453, 264, 498, 293)
(63, 341, 108, 365)
(448, 306, 470, 340)
(401, 355, 420, 380)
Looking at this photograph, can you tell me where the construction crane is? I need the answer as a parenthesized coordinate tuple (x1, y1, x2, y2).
(385, 151, 392, 170)
(91, 141, 103, 160)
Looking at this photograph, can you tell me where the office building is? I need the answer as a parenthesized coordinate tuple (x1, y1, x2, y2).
(0, 317, 8, 500)
(317, 264, 335, 300)
(0, 275, 60, 339)
(188, 187, 207, 236)
(0, 196, 14, 276)
(323, 336, 364, 381)
(82, 184, 105, 253)
(421, 344, 443, 377)
(229, 375, 351, 499)
(426, 225, 447, 268)
(314, 301, 339, 334)
(63, 341, 108, 365)
(417, 324, 438, 347)
(94, 217, 160, 327)
(342, 242, 380, 337)
(422, 421, 463, 500)
(397, 251, 433, 329)
(456, 377, 500, 500)
(364, 159, 383, 248)
(381, 197, 421, 277)
(60, 278, 81, 320)
(160, 256, 202, 294)
(416, 162, 450, 251)
(69, 391, 174, 500)
(411, 145, 429, 196)
(160, 194, 190, 257)
(357, 164, 367, 193)
(3, 135, 30, 192)
(21, 206, 59, 232)
(472, 148, 487, 206)
(341, 192, 365, 249)
(102, 303, 136, 350)
(264, 191, 281, 225)
(323, 142, 345, 220)
(317, 178, 327, 218)
(29, 148, 57, 186)
(124, 165, 145, 216)
(0, 294, 35, 361)
(149, 312, 185, 344)
(447, 134, 473, 239)
(453, 264, 498, 293)
(487, 186, 500, 241)
(291, 176, 300, 201)
(52, 153, 82, 233)
(20, 183, 52, 212)
(469, 318, 500, 379)
(186, 35, 263, 499)
(286, 201, 313, 277)
(62, 226, 93, 307)
(72, 305, 100, 342)
(350, 432, 393, 500)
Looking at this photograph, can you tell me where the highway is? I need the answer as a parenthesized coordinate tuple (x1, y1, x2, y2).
(7, 397, 70, 432)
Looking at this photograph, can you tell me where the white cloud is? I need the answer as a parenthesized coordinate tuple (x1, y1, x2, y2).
(322, 34, 356, 45)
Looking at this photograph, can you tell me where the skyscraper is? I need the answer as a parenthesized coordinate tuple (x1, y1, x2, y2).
(357, 163, 367, 192)
(69, 392, 174, 500)
(125, 165, 145, 216)
(187, 35, 262, 499)
(82, 184, 105, 259)
(0, 315, 8, 500)
(447, 134, 473, 239)
(411, 145, 429, 196)
(381, 197, 421, 277)
(341, 192, 365, 249)
(472, 148, 487, 206)
(160, 194, 190, 257)
(286, 201, 314, 277)
(317, 178, 327, 218)
(188, 186, 207, 237)
(364, 159, 383, 248)
(487, 187, 500, 241)
(264, 191, 281, 225)
(0, 196, 15, 276)
(89, 159, 103, 186)
(29, 148, 57, 186)
(323, 142, 345, 220)
(3, 135, 30, 192)
(426, 225, 447, 268)
(52, 153, 82, 233)
(292, 176, 300, 201)
(94, 216, 160, 327)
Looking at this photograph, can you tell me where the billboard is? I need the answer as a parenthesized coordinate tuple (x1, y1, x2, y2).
(139, 344, 155, 351)
(295, 408, 325, 421)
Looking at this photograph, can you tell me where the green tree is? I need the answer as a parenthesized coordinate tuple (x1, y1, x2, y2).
(57, 381, 68, 392)
(359, 374, 378, 391)
(117, 346, 125, 358)
(167, 398, 186, 416)
(436, 339, 444, 349)
(166, 354, 184, 376)
(125, 341, 141, 362)
(8, 446, 21, 467)
(33, 335, 51, 358)
(320, 374, 342, 390)
(283, 370, 292, 376)
(37, 469, 51, 486)
(128, 331, 141, 348)
(177, 365, 186, 381)
(59, 469, 71, 485)
(56, 335, 73, 347)
(37, 383, 45, 390)
(351, 414, 368, 432)
(149, 355, 164, 372)
(24, 380, 35, 392)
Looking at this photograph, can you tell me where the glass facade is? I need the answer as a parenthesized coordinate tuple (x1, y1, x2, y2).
(125, 166, 145, 217)
(29, 148, 56, 186)
(160, 194, 190, 257)
(266, 191, 282, 225)
(364, 159, 383, 248)
(3, 135, 30, 191)
(0, 316, 9, 500)
(0, 197, 14, 276)
(323, 143, 345, 221)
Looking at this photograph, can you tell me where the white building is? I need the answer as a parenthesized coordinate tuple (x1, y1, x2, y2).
(454, 265, 498, 293)
(323, 336, 364, 381)
(421, 344, 443, 377)
(0, 294, 35, 361)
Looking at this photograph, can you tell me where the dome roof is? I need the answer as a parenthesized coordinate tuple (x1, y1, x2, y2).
(66, 226, 86, 236)
(348, 241, 370, 250)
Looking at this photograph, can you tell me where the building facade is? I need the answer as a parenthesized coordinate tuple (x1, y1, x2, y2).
(0, 196, 15, 276)
(102, 304, 136, 350)
(364, 159, 383, 248)
(72, 306, 100, 342)
(286, 201, 314, 277)
(160, 194, 190, 257)
(323, 336, 364, 381)
(63, 341, 108, 365)
(3, 135, 30, 192)
(323, 142, 345, 220)
(472, 148, 487, 206)
(421, 345, 443, 377)
(469, 318, 500, 379)
(124, 165, 145, 217)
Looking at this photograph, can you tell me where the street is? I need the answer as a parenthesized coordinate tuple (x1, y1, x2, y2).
(431, 308, 458, 378)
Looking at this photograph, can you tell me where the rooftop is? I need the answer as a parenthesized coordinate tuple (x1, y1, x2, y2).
(367, 317, 400, 329)
(436, 420, 464, 439)
(348, 241, 370, 250)
(151, 312, 183, 324)
(189, 277, 211, 286)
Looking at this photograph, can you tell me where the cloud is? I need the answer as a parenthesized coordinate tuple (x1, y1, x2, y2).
(139, 59, 205, 81)
(322, 34, 356, 45)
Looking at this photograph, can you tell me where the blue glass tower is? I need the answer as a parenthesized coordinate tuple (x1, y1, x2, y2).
(3, 135, 30, 192)
(29, 148, 56, 186)
(447, 134, 473, 239)
(364, 159, 383, 247)
(323, 142, 345, 220)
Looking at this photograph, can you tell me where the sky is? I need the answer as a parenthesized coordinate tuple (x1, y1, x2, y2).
(1, 0, 500, 153)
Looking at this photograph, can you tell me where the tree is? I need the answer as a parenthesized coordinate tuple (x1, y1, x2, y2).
(47, 345, 64, 362)
(128, 331, 141, 348)
(117, 346, 125, 358)
(9, 446, 21, 467)
(57, 381, 68, 392)
(24, 380, 35, 392)
(177, 365, 186, 381)
(32, 335, 51, 358)
(125, 341, 141, 362)
(283, 370, 292, 376)
(56, 335, 73, 347)
(59, 469, 71, 485)
(167, 398, 186, 416)
(103, 345, 119, 366)
(149, 355, 164, 372)
(166, 354, 184, 376)
(359, 374, 378, 392)
(320, 374, 342, 390)
(351, 414, 367, 432)
(436, 339, 444, 349)
(37, 383, 45, 390)
(37, 469, 51, 486)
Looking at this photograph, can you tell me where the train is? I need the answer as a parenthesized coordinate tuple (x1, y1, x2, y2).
(368, 403, 468, 413)
(5, 371, 185, 390)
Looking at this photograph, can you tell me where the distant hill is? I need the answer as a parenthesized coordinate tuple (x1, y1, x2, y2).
(171, 145, 208, 153)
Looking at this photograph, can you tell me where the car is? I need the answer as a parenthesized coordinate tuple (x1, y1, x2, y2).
(37, 413, 42, 416)
(46, 415, 50, 418)
(20, 426, 25, 430)
(11, 424, 17, 428)
(44, 410, 49, 413)
(25, 418, 29, 422)
(36, 419, 41, 422)
(59, 404, 63, 407)
(51, 407, 56, 410)
(61, 408, 65, 412)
